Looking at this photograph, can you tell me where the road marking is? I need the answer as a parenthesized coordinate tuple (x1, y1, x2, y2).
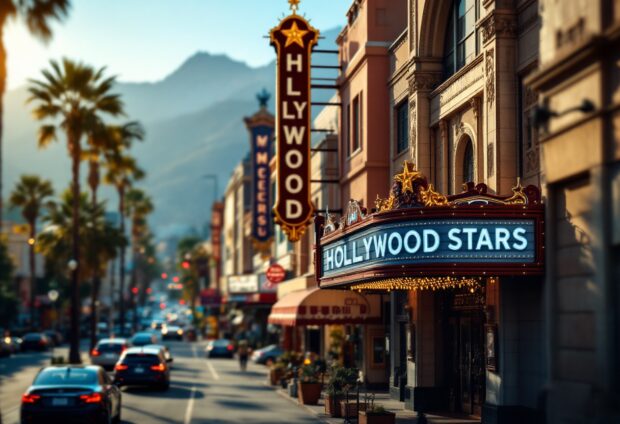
(206, 360, 220, 380)
(184, 386, 196, 424)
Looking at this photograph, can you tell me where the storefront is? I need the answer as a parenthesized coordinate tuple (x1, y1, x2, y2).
(315, 161, 545, 422)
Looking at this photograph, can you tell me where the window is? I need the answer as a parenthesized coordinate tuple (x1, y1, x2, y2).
(345, 103, 351, 156)
(462, 140, 474, 184)
(444, 0, 479, 78)
(396, 100, 409, 154)
(351, 94, 362, 153)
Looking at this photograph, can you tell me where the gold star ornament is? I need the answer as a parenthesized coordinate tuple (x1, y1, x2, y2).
(288, 0, 300, 13)
(394, 161, 421, 194)
(282, 21, 308, 48)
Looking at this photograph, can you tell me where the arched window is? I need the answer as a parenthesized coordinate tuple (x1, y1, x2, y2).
(462, 139, 474, 184)
(443, 0, 479, 78)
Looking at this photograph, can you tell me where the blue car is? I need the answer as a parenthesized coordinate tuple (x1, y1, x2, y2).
(205, 339, 235, 358)
(21, 366, 121, 424)
(251, 344, 284, 365)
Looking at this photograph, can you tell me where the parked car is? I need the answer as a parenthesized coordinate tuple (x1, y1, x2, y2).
(161, 325, 183, 341)
(150, 320, 165, 331)
(143, 344, 173, 364)
(21, 333, 51, 352)
(251, 344, 284, 365)
(130, 332, 159, 347)
(44, 330, 63, 347)
(113, 347, 170, 390)
(90, 339, 129, 371)
(20, 365, 121, 424)
(205, 339, 235, 358)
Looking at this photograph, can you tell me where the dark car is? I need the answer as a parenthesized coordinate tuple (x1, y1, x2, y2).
(251, 344, 284, 365)
(205, 339, 235, 358)
(130, 332, 159, 347)
(20, 365, 121, 424)
(21, 333, 51, 352)
(113, 347, 170, 390)
(44, 330, 63, 347)
(161, 325, 183, 341)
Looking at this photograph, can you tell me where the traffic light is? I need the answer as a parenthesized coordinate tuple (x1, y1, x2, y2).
(182, 261, 190, 269)
(131, 287, 139, 295)
(161, 272, 168, 279)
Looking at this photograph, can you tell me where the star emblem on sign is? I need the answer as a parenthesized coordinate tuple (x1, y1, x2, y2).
(282, 21, 308, 48)
(394, 161, 421, 194)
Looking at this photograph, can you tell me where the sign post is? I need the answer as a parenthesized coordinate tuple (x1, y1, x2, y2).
(270, 0, 319, 242)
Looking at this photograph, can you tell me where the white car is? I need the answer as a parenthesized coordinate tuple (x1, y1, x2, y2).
(90, 338, 129, 370)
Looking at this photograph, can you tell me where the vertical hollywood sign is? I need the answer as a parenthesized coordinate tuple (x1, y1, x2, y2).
(270, 14, 319, 242)
(251, 126, 274, 243)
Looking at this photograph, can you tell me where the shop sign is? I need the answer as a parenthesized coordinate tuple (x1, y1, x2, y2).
(270, 5, 319, 242)
(266, 263, 286, 284)
(228, 275, 259, 294)
(250, 124, 274, 245)
(322, 219, 537, 277)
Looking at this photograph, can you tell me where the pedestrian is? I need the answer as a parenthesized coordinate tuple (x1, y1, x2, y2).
(238, 340, 249, 371)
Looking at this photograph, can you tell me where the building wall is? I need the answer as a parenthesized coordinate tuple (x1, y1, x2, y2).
(527, 2, 620, 419)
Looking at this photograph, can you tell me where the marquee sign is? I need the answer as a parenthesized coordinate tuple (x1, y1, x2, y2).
(245, 90, 275, 256)
(316, 162, 545, 288)
(270, 1, 319, 242)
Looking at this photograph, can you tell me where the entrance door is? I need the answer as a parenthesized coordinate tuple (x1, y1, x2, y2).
(451, 312, 485, 416)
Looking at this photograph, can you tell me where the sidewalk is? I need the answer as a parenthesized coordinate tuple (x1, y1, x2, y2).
(270, 385, 480, 424)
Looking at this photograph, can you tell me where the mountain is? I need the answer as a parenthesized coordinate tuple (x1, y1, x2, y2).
(3, 27, 341, 234)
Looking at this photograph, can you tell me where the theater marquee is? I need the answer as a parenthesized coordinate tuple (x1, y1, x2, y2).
(270, 1, 319, 242)
(315, 162, 545, 289)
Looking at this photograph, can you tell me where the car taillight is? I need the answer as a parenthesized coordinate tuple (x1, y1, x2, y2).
(150, 363, 166, 372)
(22, 394, 41, 404)
(227, 345, 234, 351)
(115, 364, 128, 371)
(121, 346, 127, 353)
(80, 393, 102, 403)
(91, 349, 100, 357)
(39, 340, 45, 346)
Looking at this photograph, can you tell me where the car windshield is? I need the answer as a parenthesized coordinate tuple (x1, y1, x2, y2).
(23, 334, 41, 341)
(132, 335, 153, 346)
(97, 343, 125, 353)
(213, 340, 230, 347)
(35, 368, 97, 386)
(122, 354, 160, 365)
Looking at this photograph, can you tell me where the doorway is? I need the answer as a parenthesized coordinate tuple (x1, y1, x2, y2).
(446, 309, 485, 416)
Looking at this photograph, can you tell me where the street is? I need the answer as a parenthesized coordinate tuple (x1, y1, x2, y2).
(0, 342, 322, 424)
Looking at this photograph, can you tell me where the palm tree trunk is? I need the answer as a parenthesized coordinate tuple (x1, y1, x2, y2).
(89, 180, 100, 350)
(29, 223, 36, 328)
(118, 186, 126, 336)
(0, 22, 6, 233)
(69, 143, 82, 364)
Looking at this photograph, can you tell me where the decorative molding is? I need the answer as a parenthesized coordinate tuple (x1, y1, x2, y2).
(454, 113, 465, 139)
(481, 13, 517, 44)
(487, 142, 495, 177)
(439, 119, 448, 143)
(485, 49, 495, 106)
(436, 59, 484, 109)
(470, 97, 481, 121)
(409, 99, 417, 163)
(408, 72, 443, 92)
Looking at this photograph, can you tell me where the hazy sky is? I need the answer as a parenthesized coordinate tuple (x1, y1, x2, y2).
(5, 0, 348, 90)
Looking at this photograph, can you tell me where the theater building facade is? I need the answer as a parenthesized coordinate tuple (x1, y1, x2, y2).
(325, 0, 546, 422)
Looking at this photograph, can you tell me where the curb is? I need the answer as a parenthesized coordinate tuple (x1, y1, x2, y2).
(263, 382, 332, 424)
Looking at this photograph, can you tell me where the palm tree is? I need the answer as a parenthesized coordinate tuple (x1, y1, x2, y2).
(0, 0, 70, 231)
(124, 188, 153, 331)
(38, 190, 125, 345)
(9, 175, 53, 326)
(84, 122, 143, 347)
(28, 58, 123, 363)
(104, 154, 144, 335)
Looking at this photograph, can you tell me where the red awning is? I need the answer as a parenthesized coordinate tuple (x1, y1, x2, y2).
(268, 288, 381, 326)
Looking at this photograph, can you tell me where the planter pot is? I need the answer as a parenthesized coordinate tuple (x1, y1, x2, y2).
(298, 382, 322, 405)
(359, 410, 396, 424)
(340, 401, 367, 418)
(325, 394, 343, 417)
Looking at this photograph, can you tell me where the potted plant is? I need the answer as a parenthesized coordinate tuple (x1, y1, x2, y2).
(297, 363, 322, 405)
(359, 394, 395, 424)
(325, 366, 359, 417)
